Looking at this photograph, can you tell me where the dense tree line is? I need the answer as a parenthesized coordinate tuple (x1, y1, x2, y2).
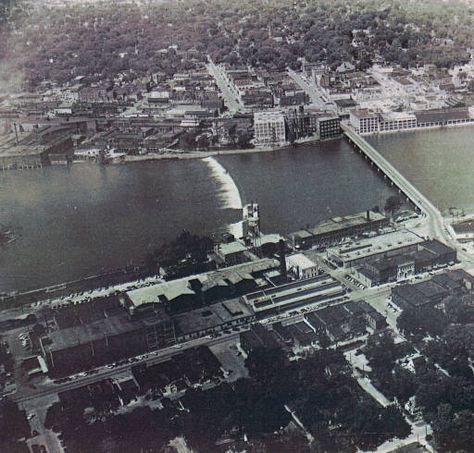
(1, 0, 473, 89)
(374, 301, 474, 452)
(44, 348, 410, 452)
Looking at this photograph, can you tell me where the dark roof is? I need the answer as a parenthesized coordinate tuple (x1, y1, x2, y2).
(422, 240, 455, 257)
(365, 310, 385, 322)
(305, 312, 325, 330)
(272, 322, 294, 342)
(314, 305, 349, 326)
(432, 273, 463, 291)
(447, 269, 474, 285)
(413, 280, 448, 299)
(334, 98, 357, 107)
(453, 220, 474, 234)
(242, 324, 282, 350)
(392, 284, 431, 307)
(326, 324, 347, 341)
(414, 107, 470, 124)
(413, 249, 437, 263)
(343, 300, 374, 316)
(287, 322, 318, 345)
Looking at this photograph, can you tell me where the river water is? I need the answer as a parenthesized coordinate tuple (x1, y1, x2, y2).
(0, 135, 434, 293)
(367, 127, 474, 214)
(0, 160, 236, 292)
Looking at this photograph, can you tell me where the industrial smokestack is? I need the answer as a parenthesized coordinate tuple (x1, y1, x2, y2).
(279, 239, 287, 279)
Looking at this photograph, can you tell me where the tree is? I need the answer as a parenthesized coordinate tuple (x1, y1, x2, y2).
(384, 195, 402, 217)
(245, 347, 287, 385)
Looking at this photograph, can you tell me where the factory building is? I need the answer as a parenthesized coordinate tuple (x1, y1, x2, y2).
(326, 230, 424, 269)
(391, 280, 450, 311)
(353, 239, 457, 287)
(40, 301, 176, 377)
(317, 116, 342, 140)
(214, 241, 249, 267)
(253, 111, 286, 147)
(242, 274, 345, 316)
(240, 324, 284, 355)
(286, 253, 319, 280)
(124, 258, 279, 314)
(288, 210, 389, 250)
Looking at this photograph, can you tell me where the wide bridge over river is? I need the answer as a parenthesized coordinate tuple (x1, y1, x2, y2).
(342, 124, 474, 266)
(342, 123, 436, 215)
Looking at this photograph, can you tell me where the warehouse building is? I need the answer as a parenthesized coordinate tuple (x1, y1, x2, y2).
(288, 211, 389, 250)
(242, 274, 345, 316)
(355, 239, 456, 287)
(40, 305, 176, 377)
(326, 230, 424, 269)
(124, 258, 279, 314)
(391, 280, 449, 311)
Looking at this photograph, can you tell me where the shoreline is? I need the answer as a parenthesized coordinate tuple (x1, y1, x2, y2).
(122, 137, 324, 163)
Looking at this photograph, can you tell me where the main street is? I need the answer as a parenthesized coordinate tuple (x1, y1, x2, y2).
(287, 68, 333, 111)
(12, 332, 241, 405)
(207, 58, 245, 114)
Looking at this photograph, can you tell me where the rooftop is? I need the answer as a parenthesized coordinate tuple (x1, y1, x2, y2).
(414, 107, 470, 123)
(327, 230, 423, 263)
(174, 298, 253, 336)
(45, 308, 170, 353)
(216, 241, 247, 256)
(309, 210, 386, 237)
(312, 304, 349, 326)
(286, 253, 317, 270)
(126, 258, 278, 307)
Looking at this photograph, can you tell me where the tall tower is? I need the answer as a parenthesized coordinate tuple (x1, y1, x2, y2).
(242, 202, 260, 239)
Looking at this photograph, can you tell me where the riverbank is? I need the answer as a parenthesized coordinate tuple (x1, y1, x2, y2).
(122, 136, 324, 163)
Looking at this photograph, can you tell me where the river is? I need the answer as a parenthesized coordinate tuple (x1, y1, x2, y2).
(367, 126, 474, 215)
(0, 138, 404, 293)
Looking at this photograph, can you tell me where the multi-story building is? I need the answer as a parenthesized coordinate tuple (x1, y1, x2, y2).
(414, 107, 474, 128)
(286, 253, 319, 280)
(40, 303, 176, 376)
(317, 116, 342, 140)
(349, 109, 379, 134)
(253, 111, 286, 147)
(378, 112, 417, 132)
(288, 211, 389, 250)
(214, 241, 249, 267)
(326, 230, 424, 269)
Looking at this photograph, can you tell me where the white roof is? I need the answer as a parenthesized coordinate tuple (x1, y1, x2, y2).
(286, 253, 317, 270)
(127, 280, 195, 307)
(218, 241, 247, 255)
(259, 234, 284, 245)
(327, 230, 423, 262)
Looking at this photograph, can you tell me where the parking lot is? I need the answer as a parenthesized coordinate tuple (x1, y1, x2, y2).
(209, 338, 248, 382)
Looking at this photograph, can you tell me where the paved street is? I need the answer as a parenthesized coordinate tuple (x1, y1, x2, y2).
(12, 332, 242, 405)
(287, 68, 333, 111)
(207, 58, 245, 114)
